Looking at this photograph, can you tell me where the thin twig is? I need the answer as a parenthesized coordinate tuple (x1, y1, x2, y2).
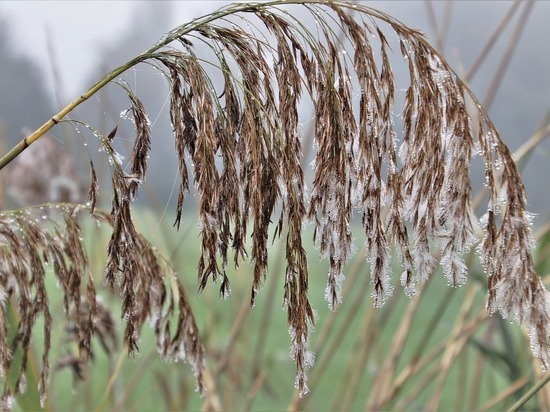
(336, 303, 378, 411)
(465, 0, 522, 82)
(482, 1, 534, 110)
(369, 292, 424, 409)
(427, 285, 479, 411)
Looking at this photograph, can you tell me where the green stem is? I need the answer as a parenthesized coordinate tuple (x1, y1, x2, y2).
(508, 373, 550, 412)
(0, 1, 275, 171)
(0, 54, 144, 171)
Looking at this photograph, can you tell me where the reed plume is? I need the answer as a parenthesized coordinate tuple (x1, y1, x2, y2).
(0, 0, 546, 405)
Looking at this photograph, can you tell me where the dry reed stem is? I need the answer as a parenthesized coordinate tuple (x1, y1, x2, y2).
(410, 286, 455, 363)
(513, 123, 550, 165)
(427, 285, 479, 411)
(243, 370, 266, 412)
(370, 291, 424, 407)
(477, 376, 529, 412)
(533, 356, 550, 411)
(482, 1, 534, 110)
(465, 0, 522, 83)
(200, 366, 223, 412)
(378, 310, 487, 408)
(248, 242, 285, 381)
(468, 322, 495, 410)
(217, 296, 252, 374)
(311, 249, 368, 359)
(337, 305, 378, 412)
(509, 373, 550, 412)
(96, 347, 128, 412)
(288, 253, 375, 411)
(393, 367, 440, 411)
(423, 0, 453, 53)
(113, 351, 157, 410)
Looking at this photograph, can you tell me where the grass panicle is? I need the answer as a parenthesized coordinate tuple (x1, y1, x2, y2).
(0, 0, 547, 405)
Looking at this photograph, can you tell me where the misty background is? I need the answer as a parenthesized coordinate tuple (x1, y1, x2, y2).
(0, 1, 548, 222)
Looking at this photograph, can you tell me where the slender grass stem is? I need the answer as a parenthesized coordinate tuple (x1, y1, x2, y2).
(369, 292, 424, 409)
(395, 367, 440, 411)
(478, 377, 529, 412)
(482, 1, 534, 110)
(337, 304, 377, 411)
(378, 310, 487, 408)
(113, 352, 157, 410)
(243, 371, 266, 411)
(468, 322, 494, 410)
(508, 374, 550, 412)
(287, 251, 371, 411)
(427, 285, 479, 411)
(96, 348, 127, 412)
(410, 286, 454, 364)
(465, 0, 521, 82)
(248, 240, 286, 383)
(216, 297, 252, 374)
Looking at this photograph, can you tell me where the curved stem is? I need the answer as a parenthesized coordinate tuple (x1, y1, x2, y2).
(0, 54, 145, 171)
(0, 1, 275, 171)
(0, 0, 427, 172)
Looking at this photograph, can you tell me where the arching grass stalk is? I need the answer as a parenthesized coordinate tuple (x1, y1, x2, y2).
(0, 0, 308, 172)
(0, 0, 547, 407)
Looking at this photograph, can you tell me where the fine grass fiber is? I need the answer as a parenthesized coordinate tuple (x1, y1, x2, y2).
(0, 1, 549, 410)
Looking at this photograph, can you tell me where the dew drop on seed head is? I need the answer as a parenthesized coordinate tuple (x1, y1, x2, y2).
(3, 395, 14, 410)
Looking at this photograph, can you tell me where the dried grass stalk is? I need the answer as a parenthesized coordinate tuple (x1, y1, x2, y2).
(0, 205, 96, 408)
(0, 0, 547, 402)
(100, 125, 205, 391)
(150, 1, 548, 395)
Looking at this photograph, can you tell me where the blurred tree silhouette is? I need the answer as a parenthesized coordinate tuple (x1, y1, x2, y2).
(0, 18, 54, 148)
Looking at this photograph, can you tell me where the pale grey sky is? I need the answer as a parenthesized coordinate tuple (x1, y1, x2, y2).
(1, 1, 538, 102)
(0, 1, 436, 99)
(0, 1, 223, 98)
